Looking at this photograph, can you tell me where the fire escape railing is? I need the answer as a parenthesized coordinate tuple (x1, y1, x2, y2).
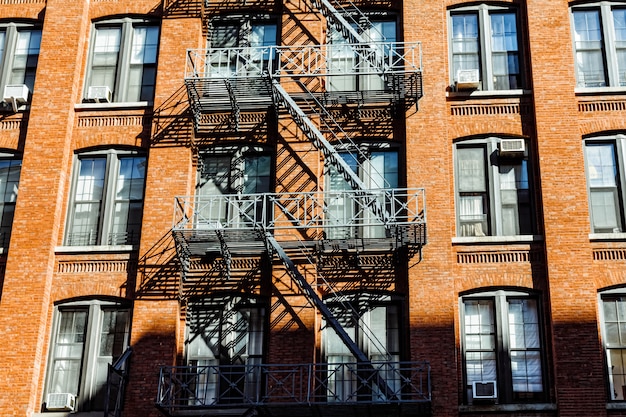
(156, 361, 431, 412)
(173, 189, 426, 233)
(185, 43, 422, 79)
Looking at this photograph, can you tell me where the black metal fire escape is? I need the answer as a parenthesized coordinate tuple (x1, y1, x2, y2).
(165, 0, 428, 415)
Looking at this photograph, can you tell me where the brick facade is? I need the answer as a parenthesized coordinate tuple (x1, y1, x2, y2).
(0, 0, 621, 416)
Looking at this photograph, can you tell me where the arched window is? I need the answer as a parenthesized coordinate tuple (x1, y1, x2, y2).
(460, 289, 547, 404)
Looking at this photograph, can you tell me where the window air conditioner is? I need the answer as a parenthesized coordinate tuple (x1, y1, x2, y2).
(456, 69, 480, 90)
(472, 380, 497, 400)
(3, 84, 29, 111)
(498, 138, 526, 156)
(87, 85, 112, 103)
(46, 392, 76, 411)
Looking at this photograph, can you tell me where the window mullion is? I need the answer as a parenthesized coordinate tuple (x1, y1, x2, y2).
(0, 24, 17, 91)
(603, 4, 620, 85)
(479, 8, 492, 90)
(116, 21, 133, 102)
(100, 153, 117, 245)
(487, 140, 500, 236)
(616, 137, 626, 230)
(77, 305, 99, 410)
(496, 294, 512, 402)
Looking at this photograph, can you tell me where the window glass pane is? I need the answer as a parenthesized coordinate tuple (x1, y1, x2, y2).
(0, 31, 6, 67)
(50, 310, 88, 395)
(451, 14, 480, 82)
(457, 147, 486, 192)
(11, 30, 41, 91)
(250, 23, 277, 64)
(490, 13, 520, 89)
(243, 154, 271, 194)
(370, 151, 398, 189)
(511, 350, 543, 392)
(128, 25, 159, 101)
(573, 10, 607, 87)
(604, 296, 626, 400)
(111, 156, 145, 245)
(585, 143, 622, 232)
(614, 9, 626, 86)
(91, 26, 121, 93)
(608, 348, 626, 400)
(586, 143, 617, 187)
(328, 25, 357, 91)
(499, 160, 531, 235)
(68, 157, 106, 246)
(0, 159, 19, 247)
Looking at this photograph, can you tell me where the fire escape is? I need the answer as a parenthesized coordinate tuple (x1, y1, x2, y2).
(159, 1, 429, 416)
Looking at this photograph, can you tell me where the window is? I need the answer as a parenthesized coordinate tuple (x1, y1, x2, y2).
(207, 15, 278, 77)
(322, 293, 401, 402)
(600, 292, 626, 400)
(583, 135, 626, 233)
(571, 3, 626, 88)
(44, 299, 131, 411)
(461, 290, 546, 404)
(449, 4, 523, 91)
(0, 154, 20, 249)
(65, 148, 146, 246)
(326, 146, 399, 239)
(196, 146, 272, 228)
(0, 22, 40, 106)
(85, 18, 159, 103)
(327, 15, 397, 91)
(455, 138, 533, 237)
(185, 296, 266, 405)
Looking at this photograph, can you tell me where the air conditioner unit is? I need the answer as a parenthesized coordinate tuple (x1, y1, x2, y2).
(46, 392, 76, 411)
(3, 84, 29, 111)
(87, 85, 112, 103)
(456, 69, 480, 90)
(472, 380, 497, 400)
(499, 138, 526, 156)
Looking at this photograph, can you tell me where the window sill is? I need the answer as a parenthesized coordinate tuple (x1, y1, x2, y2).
(607, 402, 626, 410)
(452, 235, 543, 245)
(575, 86, 626, 95)
(447, 89, 530, 98)
(55, 245, 137, 254)
(34, 412, 103, 416)
(459, 403, 557, 413)
(74, 101, 152, 111)
(590, 232, 626, 241)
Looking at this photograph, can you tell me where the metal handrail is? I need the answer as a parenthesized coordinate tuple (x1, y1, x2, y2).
(156, 361, 431, 411)
(172, 188, 426, 232)
(185, 43, 422, 80)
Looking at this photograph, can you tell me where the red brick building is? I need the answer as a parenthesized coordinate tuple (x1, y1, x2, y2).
(0, 0, 623, 416)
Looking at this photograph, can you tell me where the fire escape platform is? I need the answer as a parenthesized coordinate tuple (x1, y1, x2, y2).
(184, 43, 423, 132)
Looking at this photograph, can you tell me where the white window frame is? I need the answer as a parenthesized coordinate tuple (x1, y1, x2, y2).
(454, 137, 533, 238)
(206, 14, 278, 77)
(64, 148, 146, 247)
(583, 134, 626, 234)
(325, 143, 400, 239)
(599, 289, 626, 401)
(44, 298, 131, 412)
(327, 12, 398, 92)
(570, 2, 626, 89)
(0, 152, 21, 250)
(448, 4, 524, 91)
(84, 17, 159, 104)
(322, 292, 402, 403)
(185, 295, 267, 405)
(460, 289, 546, 404)
(196, 145, 273, 229)
(0, 21, 41, 109)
